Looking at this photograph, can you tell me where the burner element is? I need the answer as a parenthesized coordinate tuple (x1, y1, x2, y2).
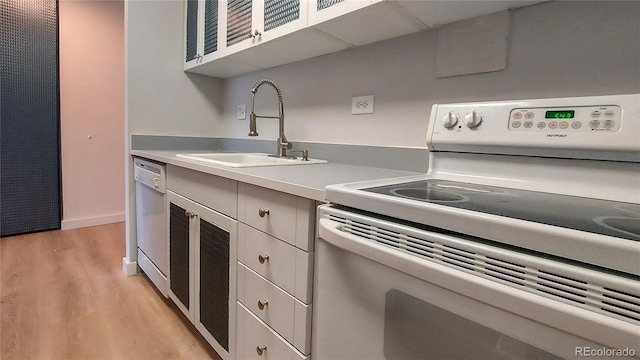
(435, 183, 504, 194)
(361, 179, 640, 242)
(593, 216, 640, 239)
(390, 188, 469, 203)
(615, 204, 640, 216)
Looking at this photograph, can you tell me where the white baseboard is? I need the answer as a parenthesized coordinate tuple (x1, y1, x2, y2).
(122, 257, 138, 276)
(61, 212, 125, 230)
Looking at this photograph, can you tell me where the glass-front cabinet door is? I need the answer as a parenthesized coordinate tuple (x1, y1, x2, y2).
(184, 0, 221, 69)
(224, 0, 308, 52)
(184, 0, 201, 67)
(225, 0, 254, 51)
(258, 0, 308, 43)
(203, 0, 220, 58)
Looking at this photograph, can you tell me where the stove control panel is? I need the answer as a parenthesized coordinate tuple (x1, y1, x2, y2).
(427, 94, 640, 162)
(508, 105, 622, 132)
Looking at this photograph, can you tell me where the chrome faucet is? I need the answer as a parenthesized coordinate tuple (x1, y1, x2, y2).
(249, 79, 292, 158)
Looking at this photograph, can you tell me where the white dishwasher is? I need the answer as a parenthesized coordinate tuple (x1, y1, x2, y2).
(134, 157, 168, 296)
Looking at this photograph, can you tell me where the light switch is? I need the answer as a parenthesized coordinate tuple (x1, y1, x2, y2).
(237, 104, 247, 120)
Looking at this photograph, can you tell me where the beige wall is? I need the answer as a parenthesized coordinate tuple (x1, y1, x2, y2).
(59, 0, 125, 229)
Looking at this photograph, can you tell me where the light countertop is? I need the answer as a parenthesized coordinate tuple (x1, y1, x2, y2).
(131, 150, 422, 201)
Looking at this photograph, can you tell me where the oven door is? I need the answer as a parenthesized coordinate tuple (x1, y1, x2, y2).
(313, 206, 640, 360)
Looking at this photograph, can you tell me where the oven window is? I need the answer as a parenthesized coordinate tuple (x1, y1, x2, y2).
(383, 289, 561, 360)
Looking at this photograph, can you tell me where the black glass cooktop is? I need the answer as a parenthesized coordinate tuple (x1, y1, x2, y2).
(363, 180, 640, 241)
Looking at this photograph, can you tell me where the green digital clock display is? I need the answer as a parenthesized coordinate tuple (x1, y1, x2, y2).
(545, 110, 575, 119)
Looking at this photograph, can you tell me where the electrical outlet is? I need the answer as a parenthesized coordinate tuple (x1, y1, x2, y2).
(352, 95, 374, 115)
(237, 104, 246, 120)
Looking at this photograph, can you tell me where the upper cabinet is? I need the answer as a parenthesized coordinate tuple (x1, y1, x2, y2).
(223, 0, 309, 55)
(187, 0, 351, 77)
(185, 0, 543, 78)
(184, 0, 220, 69)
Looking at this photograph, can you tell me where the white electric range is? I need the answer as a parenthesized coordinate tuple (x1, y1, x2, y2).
(313, 94, 640, 359)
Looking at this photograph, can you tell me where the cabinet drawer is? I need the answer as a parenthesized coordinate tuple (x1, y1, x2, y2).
(236, 302, 308, 360)
(238, 224, 313, 304)
(167, 165, 238, 219)
(238, 183, 315, 251)
(237, 263, 312, 355)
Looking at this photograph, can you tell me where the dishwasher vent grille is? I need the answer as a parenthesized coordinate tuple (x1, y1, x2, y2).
(326, 213, 640, 325)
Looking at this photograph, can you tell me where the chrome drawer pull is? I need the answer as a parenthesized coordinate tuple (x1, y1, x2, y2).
(257, 299, 269, 310)
(184, 210, 197, 218)
(258, 254, 269, 264)
(258, 208, 270, 217)
(256, 345, 267, 356)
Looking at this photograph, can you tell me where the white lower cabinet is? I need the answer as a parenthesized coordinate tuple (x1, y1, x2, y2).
(237, 183, 316, 357)
(238, 224, 313, 303)
(163, 167, 315, 359)
(237, 263, 312, 355)
(237, 302, 309, 360)
(167, 172, 238, 360)
(238, 183, 315, 251)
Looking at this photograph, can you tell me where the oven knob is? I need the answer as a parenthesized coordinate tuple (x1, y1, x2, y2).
(442, 112, 459, 129)
(465, 111, 483, 128)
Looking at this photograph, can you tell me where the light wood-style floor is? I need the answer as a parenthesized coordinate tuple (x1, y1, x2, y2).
(1, 222, 221, 360)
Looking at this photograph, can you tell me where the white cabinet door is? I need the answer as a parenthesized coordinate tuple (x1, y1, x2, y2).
(238, 182, 299, 246)
(223, 0, 257, 54)
(184, 0, 203, 68)
(223, 0, 309, 53)
(238, 182, 315, 251)
(237, 263, 296, 344)
(238, 223, 298, 296)
(193, 199, 238, 360)
(259, 0, 308, 43)
(201, 0, 223, 63)
(185, 0, 223, 69)
(236, 303, 309, 360)
(167, 191, 197, 321)
(167, 190, 238, 360)
(237, 263, 313, 355)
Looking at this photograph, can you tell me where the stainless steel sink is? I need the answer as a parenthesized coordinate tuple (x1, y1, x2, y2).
(176, 153, 327, 168)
